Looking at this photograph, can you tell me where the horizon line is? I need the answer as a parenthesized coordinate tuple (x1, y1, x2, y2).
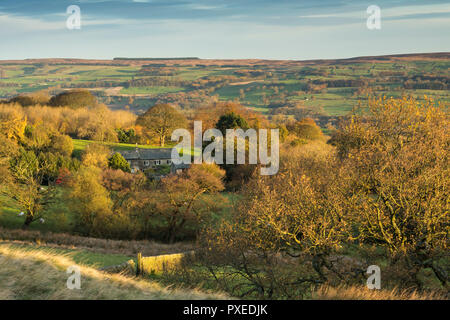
(0, 52, 449, 63)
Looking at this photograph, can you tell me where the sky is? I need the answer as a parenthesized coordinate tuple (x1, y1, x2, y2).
(0, 0, 449, 60)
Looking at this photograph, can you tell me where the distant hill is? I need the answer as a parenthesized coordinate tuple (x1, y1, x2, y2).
(0, 52, 448, 66)
(114, 57, 200, 61)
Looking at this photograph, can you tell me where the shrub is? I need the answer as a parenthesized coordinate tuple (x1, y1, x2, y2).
(287, 118, 323, 140)
(116, 128, 137, 143)
(50, 134, 73, 157)
(108, 152, 131, 173)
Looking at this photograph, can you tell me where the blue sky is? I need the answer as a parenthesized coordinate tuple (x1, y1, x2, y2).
(0, 0, 449, 60)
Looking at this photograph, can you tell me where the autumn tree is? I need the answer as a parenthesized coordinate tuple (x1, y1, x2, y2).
(0, 111, 60, 228)
(2, 149, 58, 228)
(193, 97, 450, 296)
(0, 106, 26, 142)
(193, 102, 266, 131)
(49, 134, 74, 157)
(81, 143, 111, 168)
(67, 166, 114, 236)
(8, 91, 50, 106)
(0, 107, 81, 227)
(136, 104, 187, 146)
(193, 142, 355, 299)
(215, 112, 257, 190)
(75, 104, 122, 142)
(332, 97, 449, 287)
(0, 130, 19, 213)
(147, 164, 225, 243)
(287, 118, 323, 141)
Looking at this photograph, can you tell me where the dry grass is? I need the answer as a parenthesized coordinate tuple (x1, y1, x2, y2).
(0, 244, 226, 300)
(313, 285, 448, 300)
(139, 252, 192, 275)
(0, 227, 194, 257)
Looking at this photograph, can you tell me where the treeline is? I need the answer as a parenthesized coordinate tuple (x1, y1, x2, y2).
(123, 77, 189, 88)
(155, 90, 218, 111)
(297, 67, 330, 76)
(137, 67, 179, 77)
(312, 79, 369, 87)
(191, 75, 238, 90)
(233, 69, 267, 77)
(62, 80, 122, 88)
(404, 80, 448, 90)
(123, 74, 241, 91)
(0, 104, 136, 142)
(1, 90, 136, 142)
(0, 82, 16, 87)
(113, 57, 200, 61)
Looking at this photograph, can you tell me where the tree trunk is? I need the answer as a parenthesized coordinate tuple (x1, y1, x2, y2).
(165, 217, 176, 243)
(168, 230, 176, 244)
(167, 218, 186, 244)
(312, 254, 328, 282)
(22, 214, 33, 229)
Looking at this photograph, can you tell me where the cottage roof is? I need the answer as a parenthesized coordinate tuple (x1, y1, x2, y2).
(120, 148, 174, 160)
(171, 163, 191, 170)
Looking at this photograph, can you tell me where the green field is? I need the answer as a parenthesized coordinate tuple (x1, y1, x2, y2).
(1, 54, 449, 121)
(0, 192, 73, 233)
(119, 86, 185, 95)
(72, 139, 174, 157)
(72, 139, 200, 159)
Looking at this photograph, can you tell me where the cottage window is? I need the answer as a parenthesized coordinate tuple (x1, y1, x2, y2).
(155, 160, 161, 165)
(144, 160, 150, 166)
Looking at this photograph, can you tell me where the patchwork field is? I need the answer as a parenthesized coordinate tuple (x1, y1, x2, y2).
(1, 53, 448, 120)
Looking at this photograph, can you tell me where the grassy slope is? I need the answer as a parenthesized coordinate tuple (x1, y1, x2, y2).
(72, 139, 172, 158)
(72, 138, 200, 159)
(1, 242, 444, 300)
(1, 242, 133, 268)
(0, 243, 225, 300)
(0, 191, 73, 232)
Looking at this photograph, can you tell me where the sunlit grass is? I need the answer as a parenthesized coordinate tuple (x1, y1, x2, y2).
(0, 243, 227, 300)
(313, 285, 447, 300)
